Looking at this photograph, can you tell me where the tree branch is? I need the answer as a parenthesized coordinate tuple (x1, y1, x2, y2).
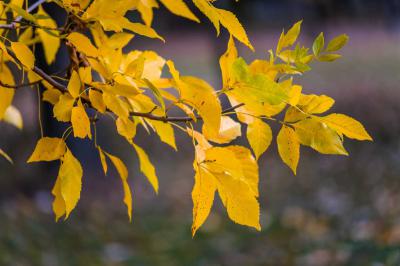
(0, 80, 42, 89)
(5, 43, 245, 124)
(130, 103, 245, 123)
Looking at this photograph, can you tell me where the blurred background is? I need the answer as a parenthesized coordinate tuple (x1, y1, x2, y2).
(1, 0, 400, 265)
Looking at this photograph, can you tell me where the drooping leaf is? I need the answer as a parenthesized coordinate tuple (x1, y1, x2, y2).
(67, 70, 82, 98)
(247, 118, 272, 160)
(132, 143, 159, 193)
(58, 149, 83, 218)
(159, 0, 199, 22)
(277, 125, 300, 174)
(105, 151, 133, 220)
(36, 6, 60, 64)
(71, 101, 92, 139)
(53, 93, 75, 122)
(192, 164, 217, 236)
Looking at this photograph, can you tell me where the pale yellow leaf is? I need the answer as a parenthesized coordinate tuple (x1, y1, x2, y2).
(102, 92, 129, 118)
(149, 120, 177, 150)
(322, 113, 372, 141)
(203, 116, 241, 144)
(180, 76, 222, 136)
(67, 70, 81, 98)
(159, 0, 199, 22)
(89, 90, 106, 113)
(105, 151, 133, 221)
(51, 175, 66, 221)
(3, 105, 23, 129)
(53, 93, 75, 122)
(0, 87, 15, 120)
(27, 137, 67, 162)
(11, 42, 35, 69)
(71, 101, 92, 139)
(67, 32, 99, 57)
(247, 118, 272, 160)
(43, 89, 62, 105)
(36, 6, 60, 64)
(216, 8, 254, 51)
(294, 118, 348, 155)
(192, 0, 220, 34)
(192, 165, 216, 236)
(116, 117, 136, 140)
(97, 147, 108, 175)
(59, 149, 83, 218)
(132, 143, 159, 193)
(277, 125, 300, 175)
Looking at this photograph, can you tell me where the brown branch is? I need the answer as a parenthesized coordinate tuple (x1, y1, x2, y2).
(0, 80, 42, 89)
(6, 48, 67, 92)
(130, 103, 245, 123)
(5, 46, 245, 123)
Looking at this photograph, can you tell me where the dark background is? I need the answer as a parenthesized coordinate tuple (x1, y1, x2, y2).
(1, 0, 400, 265)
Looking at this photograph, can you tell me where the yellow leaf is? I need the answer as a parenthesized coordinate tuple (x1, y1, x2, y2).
(247, 118, 272, 160)
(116, 117, 136, 140)
(289, 85, 302, 106)
(199, 145, 260, 231)
(180, 76, 222, 136)
(226, 145, 259, 197)
(67, 32, 99, 57)
(294, 118, 348, 155)
(159, 0, 199, 22)
(192, 0, 220, 34)
(3, 105, 23, 129)
(78, 66, 92, 84)
(71, 101, 92, 139)
(277, 125, 300, 175)
(322, 113, 372, 141)
(122, 20, 164, 41)
(299, 94, 335, 114)
(102, 92, 129, 118)
(59, 149, 83, 218)
(203, 116, 241, 144)
(27, 137, 67, 162)
(105, 151, 133, 221)
(148, 120, 177, 150)
(53, 93, 75, 122)
(36, 6, 60, 64)
(67, 70, 81, 98)
(216, 172, 261, 231)
(0, 87, 14, 120)
(132, 143, 159, 193)
(43, 88, 62, 105)
(51, 175, 66, 221)
(219, 35, 238, 90)
(97, 147, 108, 175)
(89, 90, 106, 113)
(277, 20, 302, 53)
(11, 42, 35, 69)
(216, 8, 254, 51)
(192, 165, 217, 236)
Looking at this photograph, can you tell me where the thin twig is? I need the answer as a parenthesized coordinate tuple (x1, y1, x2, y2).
(0, 80, 42, 89)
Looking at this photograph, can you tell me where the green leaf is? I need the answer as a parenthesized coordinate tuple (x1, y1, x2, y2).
(312, 32, 324, 56)
(318, 54, 342, 62)
(326, 34, 349, 52)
